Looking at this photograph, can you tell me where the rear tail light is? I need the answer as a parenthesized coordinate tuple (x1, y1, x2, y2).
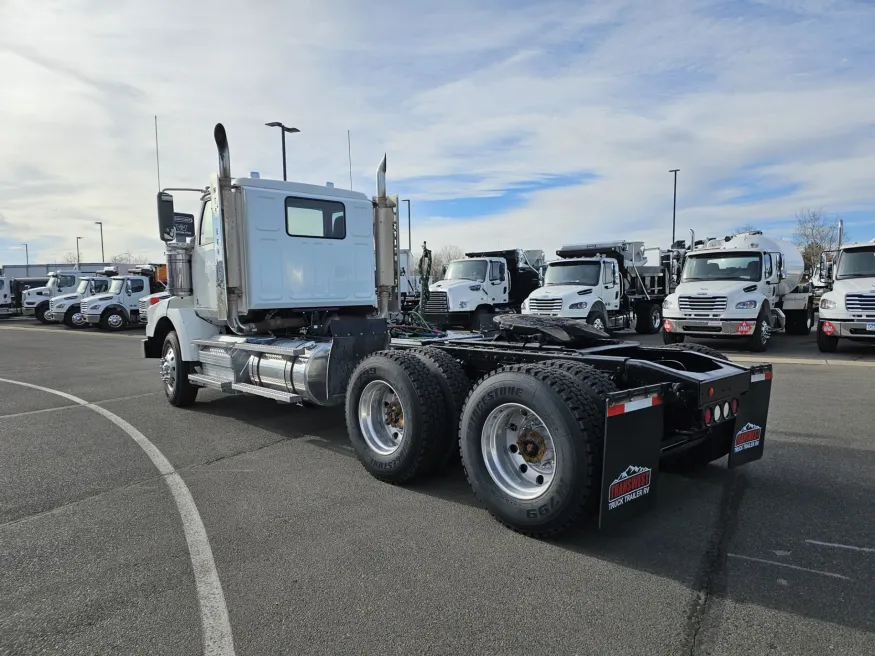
(149, 296, 161, 305)
(730, 398, 739, 414)
(704, 407, 712, 424)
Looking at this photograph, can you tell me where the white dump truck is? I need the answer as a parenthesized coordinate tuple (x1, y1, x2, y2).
(662, 230, 811, 352)
(141, 123, 775, 539)
(21, 270, 88, 323)
(816, 238, 875, 352)
(420, 249, 544, 330)
(46, 268, 117, 328)
(82, 266, 166, 330)
(522, 241, 681, 334)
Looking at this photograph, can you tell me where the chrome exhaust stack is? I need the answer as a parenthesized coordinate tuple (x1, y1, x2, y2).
(837, 219, 844, 249)
(373, 154, 396, 318)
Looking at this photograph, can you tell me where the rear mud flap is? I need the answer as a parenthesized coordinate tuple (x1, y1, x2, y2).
(326, 317, 389, 403)
(728, 365, 773, 468)
(599, 385, 666, 529)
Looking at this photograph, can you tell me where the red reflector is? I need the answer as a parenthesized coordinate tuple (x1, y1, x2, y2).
(708, 387, 714, 398)
(607, 394, 662, 417)
(765, 370, 773, 380)
(704, 407, 712, 424)
(730, 398, 739, 414)
(607, 404, 624, 417)
(663, 319, 673, 332)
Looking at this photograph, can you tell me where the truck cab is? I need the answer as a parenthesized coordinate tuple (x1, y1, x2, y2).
(816, 240, 875, 352)
(662, 231, 812, 352)
(421, 249, 543, 330)
(46, 274, 114, 327)
(522, 241, 670, 334)
(0, 277, 10, 317)
(82, 267, 165, 330)
(22, 270, 84, 323)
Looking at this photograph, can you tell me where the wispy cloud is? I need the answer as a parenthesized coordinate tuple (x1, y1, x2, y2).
(0, 0, 873, 266)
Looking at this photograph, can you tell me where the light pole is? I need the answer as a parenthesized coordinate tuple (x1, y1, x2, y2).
(669, 169, 680, 246)
(94, 221, 105, 262)
(265, 122, 300, 181)
(401, 199, 412, 251)
(76, 237, 82, 267)
(22, 244, 29, 276)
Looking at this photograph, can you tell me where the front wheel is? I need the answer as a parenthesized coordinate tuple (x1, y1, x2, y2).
(63, 306, 89, 329)
(635, 304, 662, 334)
(99, 308, 127, 331)
(35, 304, 51, 324)
(585, 308, 610, 335)
(816, 322, 839, 352)
(161, 331, 198, 407)
(747, 309, 772, 352)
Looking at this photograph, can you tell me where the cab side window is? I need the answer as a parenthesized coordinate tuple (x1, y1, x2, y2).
(489, 262, 505, 282)
(130, 279, 145, 293)
(763, 253, 774, 278)
(59, 274, 76, 288)
(199, 201, 214, 246)
(603, 262, 615, 286)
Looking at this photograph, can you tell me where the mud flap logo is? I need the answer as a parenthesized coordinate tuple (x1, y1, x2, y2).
(734, 422, 762, 453)
(608, 466, 652, 510)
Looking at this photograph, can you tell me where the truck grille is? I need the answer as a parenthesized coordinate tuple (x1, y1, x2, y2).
(678, 296, 728, 312)
(138, 297, 148, 315)
(845, 294, 875, 313)
(80, 302, 90, 314)
(422, 291, 448, 313)
(527, 298, 564, 315)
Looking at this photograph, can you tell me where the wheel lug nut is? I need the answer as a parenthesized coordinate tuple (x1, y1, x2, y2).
(519, 464, 528, 473)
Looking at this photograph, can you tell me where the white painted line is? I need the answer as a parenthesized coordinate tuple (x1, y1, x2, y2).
(727, 553, 851, 580)
(0, 392, 160, 421)
(0, 377, 235, 656)
(0, 326, 138, 339)
(805, 539, 875, 554)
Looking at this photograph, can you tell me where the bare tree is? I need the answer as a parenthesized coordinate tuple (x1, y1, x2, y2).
(109, 251, 151, 264)
(792, 209, 848, 271)
(732, 223, 758, 235)
(430, 244, 465, 281)
(59, 252, 79, 265)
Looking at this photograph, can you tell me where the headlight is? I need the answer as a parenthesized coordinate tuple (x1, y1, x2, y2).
(569, 301, 588, 310)
(663, 298, 674, 309)
(735, 300, 758, 310)
(55, 303, 66, 310)
(469, 284, 482, 291)
(521, 300, 528, 310)
(820, 298, 836, 310)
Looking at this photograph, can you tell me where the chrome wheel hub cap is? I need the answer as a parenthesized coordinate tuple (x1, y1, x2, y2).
(160, 346, 176, 391)
(108, 314, 123, 328)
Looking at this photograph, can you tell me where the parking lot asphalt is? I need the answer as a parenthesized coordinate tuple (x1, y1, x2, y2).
(0, 320, 873, 656)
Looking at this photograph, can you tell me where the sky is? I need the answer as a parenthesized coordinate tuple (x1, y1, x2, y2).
(1, 0, 874, 268)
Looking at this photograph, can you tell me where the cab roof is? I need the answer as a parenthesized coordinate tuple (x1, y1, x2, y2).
(235, 177, 371, 203)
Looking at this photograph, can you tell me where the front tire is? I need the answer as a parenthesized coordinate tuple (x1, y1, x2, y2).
(747, 308, 772, 352)
(99, 308, 127, 331)
(161, 331, 198, 407)
(346, 351, 447, 484)
(585, 307, 610, 335)
(817, 322, 839, 352)
(63, 306, 89, 329)
(785, 304, 813, 336)
(635, 304, 662, 335)
(460, 364, 603, 537)
(35, 304, 51, 324)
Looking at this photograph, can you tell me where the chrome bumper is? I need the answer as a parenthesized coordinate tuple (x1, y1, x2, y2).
(663, 317, 759, 337)
(820, 319, 875, 338)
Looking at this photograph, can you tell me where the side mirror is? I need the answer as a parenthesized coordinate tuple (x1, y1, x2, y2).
(157, 192, 176, 242)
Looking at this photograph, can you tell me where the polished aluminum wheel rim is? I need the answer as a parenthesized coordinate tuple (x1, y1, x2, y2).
(160, 343, 176, 393)
(108, 313, 123, 328)
(760, 320, 771, 345)
(592, 317, 605, 332)
(481, 403, 556, 500)
(358, 380, 405, 456)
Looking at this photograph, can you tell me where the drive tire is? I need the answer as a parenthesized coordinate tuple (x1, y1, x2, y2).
(35, 303, 51, 324)
(63, 306, 88, 329)
(539, 360, 618, 403)
(747, 307, 771, 352)
(406, 347, 472, 467)
(99, 307, 127, 331)
(346, 351, 447, 484)
(816, 322, 839, 352)
(460, 364, 602, 537)
(162, 331, 199, 407)
(656, 343, 728, 361)
(635, 304, 662, 335)
(785, 304, 814, 336)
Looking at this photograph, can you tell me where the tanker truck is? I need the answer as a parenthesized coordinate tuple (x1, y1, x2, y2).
(662, 230, 813, 352)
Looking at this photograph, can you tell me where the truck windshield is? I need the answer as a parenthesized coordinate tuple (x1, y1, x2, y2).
(46, 274, 59, 291)
(544, 261, 601, 286)
(92, 279, 110, 293)
(836, 246, 875, 279)
(76, 280, 90, 294)
(108, 278, 125, 294)
(682, 252, 762, 282)
(445, 260, 487, 282)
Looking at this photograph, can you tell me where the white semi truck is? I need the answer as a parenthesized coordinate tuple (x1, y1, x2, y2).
(141, 123, 774, 538)
(21, 270, 87, 323)
(522, 241, 679, 334)
(816, 238, 875, 352)
(662, 230, 811, 352)
(45, 267, 117, 328)
(420, 249, 544, 330)
(82, 266, 166, 330)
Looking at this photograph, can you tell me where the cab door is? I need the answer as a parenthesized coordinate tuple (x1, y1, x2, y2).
(191, 199, 218, 316)
(487, 259, 508, 303)
(603, 260, 621, 312)
(124, 277, 146, 315)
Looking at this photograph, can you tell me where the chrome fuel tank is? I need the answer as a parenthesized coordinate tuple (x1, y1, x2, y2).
(246, 338, 332, 405)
